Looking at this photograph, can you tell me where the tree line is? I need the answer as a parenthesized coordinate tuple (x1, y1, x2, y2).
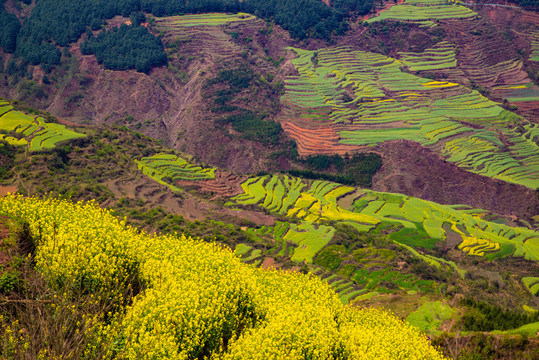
(0, 0, 373, 71)
(80, 23, 167, 73)
(289, 153, 382, 187)
(0, 2, 20, 53)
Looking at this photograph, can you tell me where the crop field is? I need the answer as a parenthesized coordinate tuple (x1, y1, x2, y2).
(155, 13, 256, 28)
(280, 47, 539, 189)
(522, 277, 539, 296)
(0, 104, 85, 151)
(154, 12, 270, 74)
(365, 1, 476, 24)
(232, 175, 539, 261)
(398, 41, 457, 71)
(406, 301, 455, 334)
(284, 222, 335, 263)
(135, 153, 215, 192)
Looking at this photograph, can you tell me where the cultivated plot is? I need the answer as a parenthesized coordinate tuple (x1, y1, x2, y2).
(0, 103, 85, 151)
(135, 153, 215, 192)
(233, 175, 539, 261)
(281, 47, 539, 188)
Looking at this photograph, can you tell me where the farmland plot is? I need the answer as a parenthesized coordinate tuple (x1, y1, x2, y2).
(280, 47, 539, 189)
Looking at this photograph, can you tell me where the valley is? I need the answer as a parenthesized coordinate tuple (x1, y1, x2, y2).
(1, 0, 539, 359)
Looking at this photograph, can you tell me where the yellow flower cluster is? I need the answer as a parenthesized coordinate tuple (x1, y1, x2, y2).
(0, 195, 446, 359)
(0, 194, 139, 294)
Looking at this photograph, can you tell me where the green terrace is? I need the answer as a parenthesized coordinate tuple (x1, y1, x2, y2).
(280, 47, 539, 189)
(365, 0, 477, 26)
(0, 100, 85, 151)
(231, 175, 539, 261)
(135, 153, 215, 192)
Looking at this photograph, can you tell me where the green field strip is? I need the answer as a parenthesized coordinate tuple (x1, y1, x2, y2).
(522, 277, 539, 295)
(329, 279, 345, 287)
(233, 175, 539, 260)
(0, 105, 13, 116)
(235, 176, 268, 204)
(284, 222, 335, 264)
(234, 243, 252, 256)
(266, 180, 285, 212)
(405, 0, 449, 5)
(498, 322, 539, 336)
(155, 13, 256, 28)
(339, 290, 364, 304)
(322, 274, 339, 283)
(283, 46, 538, 188)
(262, 175, 279, 208)
(0, 134, 27, 146)
(0, 110, 36, 131)
(335, 281, 354, 292)
(136, 153, 216, 192)
(279, 176, 306, 214)
(273, 222, 290, 240)
(399, 42, 457, 71)
(242, 249, 263, 262)
(365, 3, 476, 23)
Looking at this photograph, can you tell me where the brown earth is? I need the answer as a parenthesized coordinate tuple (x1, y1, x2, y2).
(22, 15, 295, 174)
(103, 174, 209, 221)
(0, 185, 17, 196)
(176, 170, 246, 200)
(441, 17, 531, 90)
(372, 140, 539, 223)
(261, 257, 278, 269)
(508, 100, 539, 121)
(281, 120, 366, 156)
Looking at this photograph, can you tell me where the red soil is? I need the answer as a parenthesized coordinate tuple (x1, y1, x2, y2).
(0, 185, 17, 197)
(281, 121, 365, 156)
(261, 257, 278, 269)
(176, 171, 246, 200)
(508, 100, 539, 123)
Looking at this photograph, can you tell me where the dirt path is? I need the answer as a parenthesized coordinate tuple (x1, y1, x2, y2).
(14, 172, 29, 196)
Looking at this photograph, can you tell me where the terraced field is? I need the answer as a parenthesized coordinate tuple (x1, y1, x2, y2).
(230, 174, 539, 303)
(232, 175, 539, 261)
(522, 276, 539, 296)
(441, 17, 538, 120)
(155, 13, 256, 27)
(234, 220, 435, 303)
(398, 41, 457, 71)
(0, 100, 85, 151)
(135, 153, 215, 192)
(365, 0, 476, 26)
(280, 47, 539, 188)
(154, 12, 272, 72)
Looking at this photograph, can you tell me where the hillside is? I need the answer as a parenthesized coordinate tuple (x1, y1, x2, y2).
(1, 0, 539, 358)
(0, 194, 448, 359)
